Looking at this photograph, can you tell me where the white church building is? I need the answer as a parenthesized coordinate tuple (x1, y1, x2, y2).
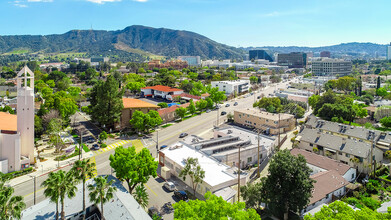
(0, 66, 35, 173)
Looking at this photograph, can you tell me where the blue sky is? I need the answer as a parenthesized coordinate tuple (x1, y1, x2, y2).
(0, 0, 390, 47)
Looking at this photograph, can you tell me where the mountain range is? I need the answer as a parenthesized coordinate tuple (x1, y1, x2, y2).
(244, 43, 389, 57)
(0, 25, 245, 60)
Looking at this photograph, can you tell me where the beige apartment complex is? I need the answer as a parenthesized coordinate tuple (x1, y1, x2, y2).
(234, 109, 295, 135)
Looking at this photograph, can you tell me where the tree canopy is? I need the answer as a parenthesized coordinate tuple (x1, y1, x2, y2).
(109, 146, 158, 193)
(173, 191, 261, 220)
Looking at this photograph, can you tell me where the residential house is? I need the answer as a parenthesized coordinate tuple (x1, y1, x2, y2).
(141, 85, 183, 101)
(290, 148, 356, 182)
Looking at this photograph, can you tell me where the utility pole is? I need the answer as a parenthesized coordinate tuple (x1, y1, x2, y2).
(217, 107, 219, 127)
(33, 176, 36, 205)
(238, 145, 241, 202)
(257, 128, 260, 178)
(370, 131, 374, 177)
(278, 112, 281, 149)
(79, 128, 83, 160)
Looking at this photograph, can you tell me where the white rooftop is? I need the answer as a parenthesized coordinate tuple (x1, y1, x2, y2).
(161, 143, 244, 187)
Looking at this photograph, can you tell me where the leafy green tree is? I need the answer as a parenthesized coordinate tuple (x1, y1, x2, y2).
(109, 146, 158, 193)
(376, 87, 388, 97)
(304, 200, 390, 220)
(240, 182, 262, 209)
(380, 116, 391, 129)
(188, 72, 198, 80)
(173, 191, 260, 220)
(259, 149, 315, 220)
(126, 81, 145, 95)
(254, 97, 281, 113)
(0, 173, 25, 220)
(129, 110, 146, 133)
(205, 97, 214, 109)
(46, 79, 56, 88)
(146, 110, 162, 131)
(196, 99, 207, 111)
(209, 88, 226, 106)
(88, 176, 117, 220)
(48, 118, 64, 153)
(99, 131, 108, 143)
(187, 99, 196, 115)
(250, 76, 258, 84)
(71, 158, 96, 220)
(132, 184, 149, 209)
(157, 102, 168, 108)
(179, 157, 205, 197)
(34, 115, 44, 138)
(67, 86, 81, 100)
(89, 75, 124, 129)
(175, 107, 187, 121)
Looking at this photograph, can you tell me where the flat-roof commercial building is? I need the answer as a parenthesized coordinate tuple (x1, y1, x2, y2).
(141, 85, 184, 101)
(234, 109, 296, 135)
(277, 52, 307, 68)
(387, 43, 391, 60)
(120, 98, 160, 129)
(211, 80, 250, 95)
(320, 51, 331, 58)
(312, 58, 352, 76)
(159, 143, 247, 202)
(249, 50, 274, 62)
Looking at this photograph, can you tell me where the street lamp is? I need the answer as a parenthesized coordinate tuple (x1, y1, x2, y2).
(29, 175, 37, 205)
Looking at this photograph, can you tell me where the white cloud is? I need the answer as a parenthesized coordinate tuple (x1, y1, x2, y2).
(86, 0, 121, 4)
(14, 3, 28, 7)
(133, 0, 148, 2)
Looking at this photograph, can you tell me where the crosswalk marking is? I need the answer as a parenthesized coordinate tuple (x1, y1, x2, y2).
(93, 139, 144, 155)
(87, 157, 97, 180)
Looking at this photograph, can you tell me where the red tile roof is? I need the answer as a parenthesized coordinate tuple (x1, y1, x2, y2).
(0, 112, 17, 132)
(141, 85, 183, 93)
(158, 105, 178, 116)
(122, 98, 159, 109)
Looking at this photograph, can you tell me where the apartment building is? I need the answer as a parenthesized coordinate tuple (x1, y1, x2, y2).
(211, 80, 250, 95)
(177, 56, 201, 66)
(312, 58, 352, 76)
(296, 128, 383, 173)
(120, 98, 160, 129)
(234, 109, 295, 135)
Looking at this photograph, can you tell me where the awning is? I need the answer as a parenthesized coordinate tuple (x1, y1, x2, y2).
(325, 148, 336, 153)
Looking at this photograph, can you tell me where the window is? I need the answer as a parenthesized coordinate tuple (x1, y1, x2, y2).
(326, 194, 329, 199)
(175, 167, 181, 174)
(310, 143, 313, 147)
(247, 157, 252, 163)
(352, 173, 355, 179)
(339, 152, 342, 155)
(254, 123, 256, 126)
(346, 153, 350, 158)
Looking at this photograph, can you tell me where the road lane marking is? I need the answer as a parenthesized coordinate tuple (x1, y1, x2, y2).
(23, 187, 45, 198)
(144, 183, 158, 197)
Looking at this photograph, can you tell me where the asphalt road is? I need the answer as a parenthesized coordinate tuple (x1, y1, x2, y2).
(14, 80, 293, 219)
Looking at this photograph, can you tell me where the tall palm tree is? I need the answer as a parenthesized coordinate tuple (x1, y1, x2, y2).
(132, 184, 149, 209)
(57, 170, 78, 220)
(88, 176, 117, 220)
(42, 172, 61, 220)
(0, 184, 26, 219)
(71, 158, 96, 220)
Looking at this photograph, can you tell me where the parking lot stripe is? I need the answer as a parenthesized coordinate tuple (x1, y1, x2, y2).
(144, 183, 158, 197)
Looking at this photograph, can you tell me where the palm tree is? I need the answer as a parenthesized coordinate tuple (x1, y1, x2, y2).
(0, 184, 26, 219)
(71, 158, 96, 220)
(56, 170, 77, 220)
(132, 184, 149, 209)
(42, 172, 61, 220)
(88, 176, 117, 220)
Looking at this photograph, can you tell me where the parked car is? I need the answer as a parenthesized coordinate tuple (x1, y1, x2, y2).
(206, 109, 211, 113)
(160, 145, 168, 150)
(234, 102, 238, 106)
(179, 133, 188, 138)
(225, 104, 230, 107)
(221, 111, 227, 115)
(257, 96, 261, 99)
(163, 181, 176, 192)
(215, 105, 221, 109)
(93, 144, 100, 150)
(148, 207, 162, 219)
(174, 190, 189, 201)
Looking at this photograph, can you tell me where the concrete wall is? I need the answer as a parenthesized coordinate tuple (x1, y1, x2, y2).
(343, 168, 357, 182)
(0, 133, 21, 172)
(0, 159, 8, 173)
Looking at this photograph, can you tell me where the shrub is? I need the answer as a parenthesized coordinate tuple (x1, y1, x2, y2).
(101, 143, 107, 148)
(360, 196, 381, 210)
(293, 130, 299, 136)
(290, 137, 296, 143)
(345, 197, 363, 209)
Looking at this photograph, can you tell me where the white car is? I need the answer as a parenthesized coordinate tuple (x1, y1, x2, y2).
(163, 181, 176, 192)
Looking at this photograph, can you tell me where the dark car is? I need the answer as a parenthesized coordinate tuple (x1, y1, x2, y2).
(225, 104, 230, 107)
(148, 207, 162, 219)
(234, 102, 238, 106)
(206, 109, 211, 113)
(179, 133, 188, 138)
(93, 144, 100, 150)
(221, 111, 227, 115)
(160, 145, 168, 150)
(257, 96, 261, 99)
(174, 190, 189, 201)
